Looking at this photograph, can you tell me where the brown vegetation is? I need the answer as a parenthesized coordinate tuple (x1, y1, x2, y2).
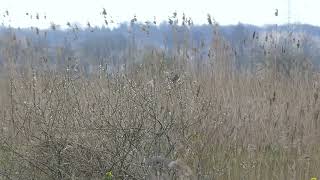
(0, 12, 320, 180)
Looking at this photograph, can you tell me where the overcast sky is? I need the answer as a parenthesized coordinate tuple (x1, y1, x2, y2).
(0, 0, 317, 29)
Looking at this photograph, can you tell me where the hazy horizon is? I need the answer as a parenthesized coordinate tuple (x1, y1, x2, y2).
(0, 0, 317, 29)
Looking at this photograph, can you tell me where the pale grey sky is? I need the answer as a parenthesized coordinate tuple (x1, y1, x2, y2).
(0, 0, 317, 29)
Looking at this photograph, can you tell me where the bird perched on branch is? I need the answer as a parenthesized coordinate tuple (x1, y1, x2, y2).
(171, 74, 180, 83)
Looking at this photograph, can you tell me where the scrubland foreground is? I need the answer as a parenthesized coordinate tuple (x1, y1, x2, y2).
(0, 18, 320, 180)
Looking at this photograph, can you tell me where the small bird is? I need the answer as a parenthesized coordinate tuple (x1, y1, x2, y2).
(275, 9, 278, 16)
(171, 74, 180, 83)
(102, 8, 107, 16)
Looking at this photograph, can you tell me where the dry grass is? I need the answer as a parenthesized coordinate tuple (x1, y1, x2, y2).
(0, 14, 320, 180)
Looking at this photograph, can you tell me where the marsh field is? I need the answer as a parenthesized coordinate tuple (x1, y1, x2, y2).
(0, 12, 320, 179)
